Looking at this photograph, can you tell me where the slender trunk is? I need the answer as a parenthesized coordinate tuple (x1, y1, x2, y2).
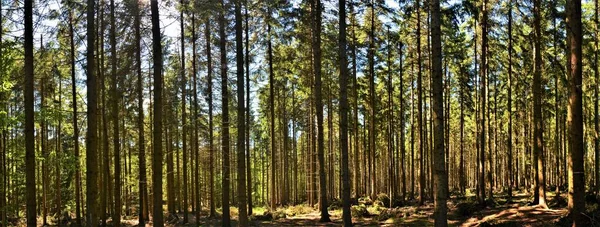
(399, 43, 406, 202)
(431, 0, 447, 223)
(245, 0, 253, 214)
(350, 0, 360, 199)
(24, 0, 36, 225)
(206, 13, 217, 218)
(416, 0, 425, 205)
(311, 0, 330, 221)
(368, 0, 377, 200)
(338, 0, 352, 224)
(219, 1, 231, 224)
(533, 0, 547, 207)
(109, 0, 122, 223)
(267, 10, 277, 210)
(179, 0, 189, 222)
(478, 0, 487, 205)
(150, 0, 164, 225)
(134, 0, 148, 224)
(235, 0, 248, 223)
(507, 0, 513, 201)
(69, 5, 83, 224)
(594, 0, 599, 197)
(85, 0, 99, 223)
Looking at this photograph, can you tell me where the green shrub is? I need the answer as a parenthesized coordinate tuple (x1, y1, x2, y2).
(351, 204, 370, 218)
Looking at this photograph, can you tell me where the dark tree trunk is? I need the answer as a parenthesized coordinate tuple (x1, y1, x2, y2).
(206, 13, 217, 218)
(338, 0, 352, 224)
(150, 0, 164, 225)
(235, 0, 248, 223)
(245, 0, 253, 215)
(311, 0, 330, 221)
(69, 4, 83, 224)
(219, 0, 231, 224)
(24, 0, 36, 225)
(109, 0, 122, 223)
(85, 0, 99, 223)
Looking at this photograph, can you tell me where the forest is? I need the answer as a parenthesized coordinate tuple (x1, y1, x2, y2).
(0, 0, 595, 225)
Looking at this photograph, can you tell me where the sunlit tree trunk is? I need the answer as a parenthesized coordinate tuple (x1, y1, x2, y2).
(566, 0, 584, 224)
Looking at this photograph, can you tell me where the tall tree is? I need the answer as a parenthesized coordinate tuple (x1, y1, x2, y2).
(109, 0, 122, 223)
(311, 0, 330, 221)
(24, 0, 36, 225)
(206, 12, 217, 218)
(478, 0, 488, 205)
(267, 6, 276, 210)
(594, 0, 599, 197)
(416, 0, 425, 205)
(338, 0, 352, 224)
(150, 0, 164, 225)
(566, 0, 584, 224)
(69, 2, 83, 224)
(507, 0, 513, 202)
(430, 0, 447, 224)
(180, 0, 189, 222)
(219, 0, 231, 223)
(245, 0, 253, 215)
(86, 0, 99, 224)
(367, 0, 377, 201)
(235, 0, 248, 223)
(532, 0, 547, 207)
(134, 0, 149, 224)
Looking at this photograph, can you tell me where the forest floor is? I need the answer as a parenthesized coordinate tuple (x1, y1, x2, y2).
(153, 191, 573, 226)
(32, 190, 590, 226)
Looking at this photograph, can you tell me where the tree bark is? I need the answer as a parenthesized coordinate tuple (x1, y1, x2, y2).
(566, 0, 584, 224)
(150, 0, 164, 225)
(431, 0, 447, 224)
(533, 0, 547, 207)
(85, 0, 99, 223)
(219, 0, 231, 223)
(24, 0, 36, 225)
(235, 0, 248, 223)
(338, 0, 352, 224)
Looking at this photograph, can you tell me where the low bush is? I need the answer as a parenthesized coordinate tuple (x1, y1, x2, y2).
(351, 204, 370, 218)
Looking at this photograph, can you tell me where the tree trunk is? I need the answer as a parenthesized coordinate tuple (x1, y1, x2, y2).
(338, 0, 352, 224)
(109, 0, 122, 223)
(507, 0, 513, 202)
(267, 8, 277, 210)
(368, 0, 377, 201)
(150, 0, 164, 225)
(85, 0, 99, 223)
(69, 4, 83, 223)
(24, 0, 36, 225)
(566, 0, 584, 224)
(179, 0, 188, 222)
(431, 0, 447, 223)
(478, 0, 487, 205)
(416, 0, 425, 205)
(134, 0, 148, 224)
(219, 0, 231, 224)
(245, 0, 253, 214)
(533, 0, 547, 207)
(206, 12, 217, 218)
(235, 0, 248, 223)
(311, 0, 330, 221)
